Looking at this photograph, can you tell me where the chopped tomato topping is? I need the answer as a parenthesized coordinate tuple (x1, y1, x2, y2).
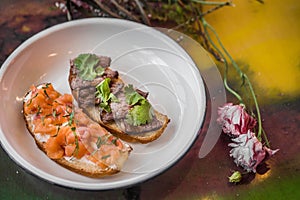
(24, 83, 127, 166)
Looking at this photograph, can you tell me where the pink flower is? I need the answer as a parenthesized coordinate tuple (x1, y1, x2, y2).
(228, 130, 279, 173)
(217, 103, 257, 136)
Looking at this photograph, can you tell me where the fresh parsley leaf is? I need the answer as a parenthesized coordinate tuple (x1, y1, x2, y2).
(73, 53, 105, 81)
(96, 78, 111, 101)
(124, 85, 153, 126)
(95, 78, 118, 112)
(124, 84, 144, 105)
(126, 100, 153, 126)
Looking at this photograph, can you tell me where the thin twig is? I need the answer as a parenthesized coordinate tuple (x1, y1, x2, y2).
(192, 6, 223, 62)
(134, 0, 151, 25)
(66, 0, 73, 20)
(200, 1, 234, 16)
(170, 0, 232, 30)
(191, 0, 233, 6)
(93, 0, 121, 18)
(171, 17, 194, 30)
(111, 0, 141, 22)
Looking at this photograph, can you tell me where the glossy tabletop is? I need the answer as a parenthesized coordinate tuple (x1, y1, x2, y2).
(0, 0, 299, 199)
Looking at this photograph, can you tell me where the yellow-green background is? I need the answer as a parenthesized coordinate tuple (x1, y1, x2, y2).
(205, 0, 300, 103)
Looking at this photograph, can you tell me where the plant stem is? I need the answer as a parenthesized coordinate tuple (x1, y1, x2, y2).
(191, 0, 232, 6)
(262, 129, 270, 147)
(199, 13, 266, 143)
(214, 29, 263, 140)
(200, 17, 243, 103)
(243, 74, 263, 140)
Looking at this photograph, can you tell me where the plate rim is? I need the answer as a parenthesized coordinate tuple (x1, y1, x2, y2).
(0, 18, 206, 190)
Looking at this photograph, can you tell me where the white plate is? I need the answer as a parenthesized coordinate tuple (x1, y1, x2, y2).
(0, 18, 206, 190)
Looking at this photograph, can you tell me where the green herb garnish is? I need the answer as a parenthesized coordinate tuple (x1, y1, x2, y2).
(52, 110, 57, 118)
(95, 78, 118, 112)
(36, 105, 42, 115)
(51, 126, 60, 137)
(68, 110, 75, 126)
(26, 93, 38, 106)
(42, 83, 51, 89)
(101, 154, 111, 160)
(96, 136, 103, 149)
(91, 135, 110, 155)
(124, 85, 153, 126)
(126, 99, 153, 126)
(73, 53, 105, 81)
(43, 89, 50, 98)
(111, 138, 118, 146)
(124, 84, 144, 105)
(71, 127, 79, 156)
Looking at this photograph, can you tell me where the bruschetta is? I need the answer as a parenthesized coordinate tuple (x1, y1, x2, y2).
(68, 53, 170, 143)
(23, 83, 132, 177)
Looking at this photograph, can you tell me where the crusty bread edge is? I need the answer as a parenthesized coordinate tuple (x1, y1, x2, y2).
(101, 111, 170, 144)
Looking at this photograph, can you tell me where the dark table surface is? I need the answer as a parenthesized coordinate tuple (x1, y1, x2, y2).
(0, 0, 299, 199)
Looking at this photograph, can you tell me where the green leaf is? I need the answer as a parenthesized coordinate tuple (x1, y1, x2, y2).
(124, 84, 144, 105)
(124, 84, 154, 126)
(100, 102, 111, 113)
(95, 78, 111, 100)
(95, 78, 118, 112)
(109, 93, 119, 102)
(228, 171, 242, 183)
(73, 53, 105, 80)
(126, 100, 153, 126)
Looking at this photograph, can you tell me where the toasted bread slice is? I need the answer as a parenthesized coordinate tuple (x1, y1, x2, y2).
(23, 83, 132, 177)
(68, 53, 170, 144)
(84, 106, 170, 144)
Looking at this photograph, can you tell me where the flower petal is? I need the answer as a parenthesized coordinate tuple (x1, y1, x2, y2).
(217, 103, 257, 137)
(228, 130, 278, 173)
